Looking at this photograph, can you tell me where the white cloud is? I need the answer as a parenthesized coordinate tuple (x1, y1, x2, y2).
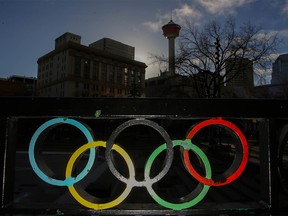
(278, 29, 288, 38)
(143, 4, 202, 32)
(259, 29, 288, 38)
(174, 4, 196, 17)
(143, 20, 163, 32)
(174, 4, 202, 24)
(283, 0, 288, 14)
(143, 0, 257, 32)
(196, 0, 255, 15)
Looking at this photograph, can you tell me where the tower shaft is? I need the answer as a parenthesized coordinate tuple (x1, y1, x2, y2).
(168, 37, 176, 76)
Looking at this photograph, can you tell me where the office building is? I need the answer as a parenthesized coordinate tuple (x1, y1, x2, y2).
(0, 75, 37, 96)
(37, 32, 146, 97)
(271, 54, 288, 85)
(222, 58, 254, 98)
(225, 58, 254, 87)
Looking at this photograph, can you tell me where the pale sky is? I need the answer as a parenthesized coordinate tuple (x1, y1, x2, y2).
(0, 0, 288, 80)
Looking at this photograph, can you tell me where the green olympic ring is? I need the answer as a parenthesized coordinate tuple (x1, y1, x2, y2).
(144, 139, 211, 210)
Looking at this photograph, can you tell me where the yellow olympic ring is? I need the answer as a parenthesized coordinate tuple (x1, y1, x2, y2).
(65, 141, 135, 210)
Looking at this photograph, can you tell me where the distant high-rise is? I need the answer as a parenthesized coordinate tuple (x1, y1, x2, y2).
(271, 54, 288, 85)
(162, 20, 181, 76)
(223, 58, 254, 98)
(37, 32, 146, 97)
(225, 58, 254, 87)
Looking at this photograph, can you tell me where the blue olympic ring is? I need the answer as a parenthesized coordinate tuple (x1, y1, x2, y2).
(28, 117, 95, 186)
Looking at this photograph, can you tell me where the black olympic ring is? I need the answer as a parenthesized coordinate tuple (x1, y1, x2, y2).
(105, 118, 174, 185)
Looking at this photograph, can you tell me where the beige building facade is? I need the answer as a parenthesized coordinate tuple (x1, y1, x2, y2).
(37, 32, 146, 97)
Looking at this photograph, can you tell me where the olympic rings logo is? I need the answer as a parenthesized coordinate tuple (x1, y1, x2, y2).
(28, 117, 248, 210)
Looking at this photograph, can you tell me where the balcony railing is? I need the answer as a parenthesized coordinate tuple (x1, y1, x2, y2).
(1, 97, 288, 215)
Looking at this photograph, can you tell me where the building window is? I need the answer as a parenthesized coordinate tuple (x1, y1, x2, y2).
(101, 63, 107, 81)
(136, 71, 141, 85)
(130, 70, 135, 85)
(93, 84, 98, 91)
(108, 65, 114, 82)
(124, 67, 128, 86)
(92, 61, 99, 80)
(84, 83, 89, 90)
(74, 56, 81, 77)
(116, 67, 122, 84)
(84, 59, 90, 79)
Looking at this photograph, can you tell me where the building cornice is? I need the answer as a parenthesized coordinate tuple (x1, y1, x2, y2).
(37, 42, 147, 68)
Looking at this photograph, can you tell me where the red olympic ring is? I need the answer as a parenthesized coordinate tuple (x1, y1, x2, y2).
(184, 118, 248, 186)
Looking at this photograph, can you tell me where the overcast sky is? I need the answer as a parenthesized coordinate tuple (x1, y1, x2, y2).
(0, 0, 288, 81)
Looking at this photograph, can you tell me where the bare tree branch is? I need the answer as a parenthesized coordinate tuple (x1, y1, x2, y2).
(176, 16, 280, 97)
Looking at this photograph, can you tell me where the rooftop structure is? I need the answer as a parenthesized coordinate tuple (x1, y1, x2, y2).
(89, 38, 135, 60)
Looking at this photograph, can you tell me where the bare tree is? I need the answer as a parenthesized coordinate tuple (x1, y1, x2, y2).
(153, 16, 281, 98)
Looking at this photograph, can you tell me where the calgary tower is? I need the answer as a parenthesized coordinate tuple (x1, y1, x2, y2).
(162, 19, 181, 76)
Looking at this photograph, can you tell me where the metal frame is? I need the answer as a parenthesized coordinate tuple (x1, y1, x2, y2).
(1, 97, 287, 215)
